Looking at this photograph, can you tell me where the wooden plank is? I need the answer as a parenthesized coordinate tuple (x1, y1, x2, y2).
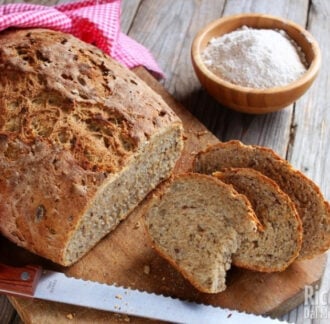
(282, 1, 330, 322)
(126, 0, 224, 83)
(222, 0, 309, 20)
(127, 0, 227, 137)
(120, 0, 142, 34)
(288, 0, 330, 197)
(0, 295, 18, 324)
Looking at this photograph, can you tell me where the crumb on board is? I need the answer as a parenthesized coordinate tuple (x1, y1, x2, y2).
(143, 265, 150, 275)
(196, 130, 208, 137)
(115, 294, 123, 300)
(133, 221, 140, 229)
(186, 129, 208, 136)
(114, 314, 131, 322)
(66, 313, 75, 320)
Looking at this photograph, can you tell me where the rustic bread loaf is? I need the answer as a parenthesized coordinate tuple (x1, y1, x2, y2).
(143, 173, 261, 293)
(0, 28, 183, 266)
(214, 168, 302, 272)
(193, 140, 330, 259)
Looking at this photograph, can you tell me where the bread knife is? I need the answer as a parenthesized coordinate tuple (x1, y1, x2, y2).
(0, 263, 287, 323)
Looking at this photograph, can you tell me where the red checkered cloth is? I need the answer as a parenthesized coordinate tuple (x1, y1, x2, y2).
(0, 0, 163, 78)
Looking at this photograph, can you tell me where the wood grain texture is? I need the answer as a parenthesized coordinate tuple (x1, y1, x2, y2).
(282, 1, 330, 322)
(120, 0, 141, 33)
(287, 0, 330, 198)
(127, 0, 228, 143)
(0, 264, 42, 297)
(0, 295, 17, 324)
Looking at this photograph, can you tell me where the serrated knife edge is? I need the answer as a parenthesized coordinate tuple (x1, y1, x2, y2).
(0, 264, 288, 323)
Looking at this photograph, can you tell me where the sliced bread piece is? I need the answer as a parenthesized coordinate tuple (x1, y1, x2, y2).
(214, 168, 303, 272)
(143, 173, 261, 293)
(193, 140, 330, 260)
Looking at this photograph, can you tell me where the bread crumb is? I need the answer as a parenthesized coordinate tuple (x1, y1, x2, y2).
(143, 265, 150, 275)
(114, 314, 130, 322)
(66, 313, 75, 320)
(196, 131, 208, 137)
(115, 294, 123, 300)
(134, 221, 140, 229)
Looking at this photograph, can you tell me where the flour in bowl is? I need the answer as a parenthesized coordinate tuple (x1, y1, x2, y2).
(201, 26, 307, 89)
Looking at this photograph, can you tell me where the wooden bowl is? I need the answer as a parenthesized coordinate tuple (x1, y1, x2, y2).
(191, 14, 321, 114)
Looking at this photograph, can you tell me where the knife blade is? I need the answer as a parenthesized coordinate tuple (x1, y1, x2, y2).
(0, 263, 286, 323)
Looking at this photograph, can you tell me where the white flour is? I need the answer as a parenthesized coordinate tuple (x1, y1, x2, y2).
(201, 26, 307, 89)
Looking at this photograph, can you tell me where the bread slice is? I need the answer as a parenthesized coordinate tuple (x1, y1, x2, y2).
(0, 29, 183, 266)
(193, 140, 330, 259)
(143, 173, 261, 293)
(214, 168, 302, 271)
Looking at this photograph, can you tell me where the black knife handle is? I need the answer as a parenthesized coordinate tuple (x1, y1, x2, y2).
(0, 263, 42, 297)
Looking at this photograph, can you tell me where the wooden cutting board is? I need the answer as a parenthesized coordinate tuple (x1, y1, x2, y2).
(3, 67, 326, 323)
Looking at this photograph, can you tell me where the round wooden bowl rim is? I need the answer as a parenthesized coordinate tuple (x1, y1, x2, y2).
(191, 13, 321, 95)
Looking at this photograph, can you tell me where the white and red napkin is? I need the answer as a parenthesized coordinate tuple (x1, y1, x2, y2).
(0, 0, 163, 78)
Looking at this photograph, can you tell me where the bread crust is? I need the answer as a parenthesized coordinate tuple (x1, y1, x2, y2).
(0, 28, 183, 265)
(214, 168, 303, 272)
(193, 140, 330, 259)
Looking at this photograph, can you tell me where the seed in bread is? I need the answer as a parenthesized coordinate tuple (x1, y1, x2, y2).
(193, 140, 330, 260)
(143, 173, 260, 293)
(214, 168, 303, 272)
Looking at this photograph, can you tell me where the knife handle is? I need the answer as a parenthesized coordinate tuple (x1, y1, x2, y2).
(0, 263, 42, 297)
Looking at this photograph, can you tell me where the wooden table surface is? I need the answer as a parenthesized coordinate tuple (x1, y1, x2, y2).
(1, 0, 329, 323)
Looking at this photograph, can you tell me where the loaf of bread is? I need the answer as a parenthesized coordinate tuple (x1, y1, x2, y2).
(0, 28, 183, 266)
(193, 140, 330, 259)
(214, 168, 302, 272)
(143, 173, 261, 293)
